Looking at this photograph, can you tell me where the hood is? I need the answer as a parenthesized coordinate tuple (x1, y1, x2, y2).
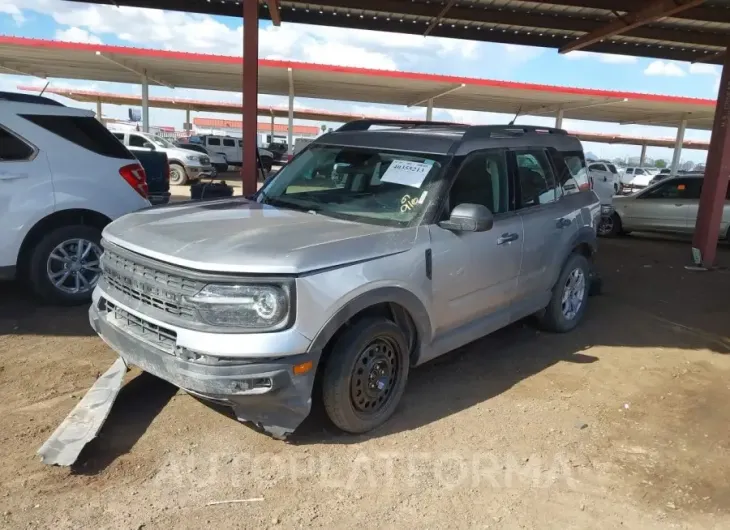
(102, 198, 417, 274)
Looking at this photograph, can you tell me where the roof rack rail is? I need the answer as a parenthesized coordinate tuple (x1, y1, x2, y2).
(461, 125, 567, 141)
(0, 91, 65, 107)
(336, 119, 467, 132)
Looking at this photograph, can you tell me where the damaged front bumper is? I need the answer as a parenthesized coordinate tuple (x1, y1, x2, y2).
(88, 298, 318, 440)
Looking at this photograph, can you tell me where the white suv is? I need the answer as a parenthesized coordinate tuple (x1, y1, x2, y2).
(0, 92, 150, 304)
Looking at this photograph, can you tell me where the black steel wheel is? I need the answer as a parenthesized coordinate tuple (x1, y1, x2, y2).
(322, 318, 410, 434)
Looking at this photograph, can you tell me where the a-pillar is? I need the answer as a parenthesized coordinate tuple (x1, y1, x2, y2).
(141, 74, 149, 133)
(426, 98, 434, 122)
(692, 52, 730, 268)
(287, 67, 294, 154)
(241, 0, 259, 195)
(96, 98, 102, 123)
(670, 117, 687, 176)
(639, 144, 647, 167)
(555, 108, 564, 129)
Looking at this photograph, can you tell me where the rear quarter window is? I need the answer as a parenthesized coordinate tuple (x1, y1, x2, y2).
(0, 127, 35, 161)
(21, 115, 134, 160)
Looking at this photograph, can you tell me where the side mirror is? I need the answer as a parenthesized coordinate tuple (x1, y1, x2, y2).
(438, 203, 494, 232)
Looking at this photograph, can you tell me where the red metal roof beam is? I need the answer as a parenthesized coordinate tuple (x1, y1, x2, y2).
(559, 0, 706, 54)
(266, 0, 282, 26)
(424, 0, 458, 37)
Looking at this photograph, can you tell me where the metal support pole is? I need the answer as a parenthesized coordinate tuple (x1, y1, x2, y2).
(185, 108, 191, 132)
(241, 0, 259, 195)
(141, 74, 149, 133)
(555, 108, 564, 129)
(670, 118, 687, 176)
(270, 113, 275, 143)
(287, 67, 294, 154)
(692, 52, 730, 268)
(426, 98, 434, 122)
(96, 98, 102, 123)
(639, 144, 647, 167)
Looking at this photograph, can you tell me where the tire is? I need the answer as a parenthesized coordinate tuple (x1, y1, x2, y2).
(599, 212, 622, 238)
(539, 253, 591, 333)
(169, 163, 188, 186)
(322, 318, 410, 434)
(28, 225, 103, 305)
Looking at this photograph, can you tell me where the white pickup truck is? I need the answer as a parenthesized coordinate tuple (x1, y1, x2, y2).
(111, 130, 214, 185)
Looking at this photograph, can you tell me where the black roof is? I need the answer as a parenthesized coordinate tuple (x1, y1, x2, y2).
(316, 119, 582, 156)
(0, 91, 65, 107)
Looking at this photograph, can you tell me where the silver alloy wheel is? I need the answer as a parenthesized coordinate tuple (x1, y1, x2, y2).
(170, 165, 185, 185)
(598, 215, 614, 236)
(46, 238, 102, 295)
(561, 267, 586, 321)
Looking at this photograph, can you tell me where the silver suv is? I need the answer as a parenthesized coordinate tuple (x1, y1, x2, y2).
(89, 120, 601, 439)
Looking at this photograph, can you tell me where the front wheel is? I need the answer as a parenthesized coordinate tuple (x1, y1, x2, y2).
(539, 253, 590, 333)
(28, 225, 103, 305)
(169, 163, 188, 186)
(599, 212, 622, 237)
(322, 318, 410, 434)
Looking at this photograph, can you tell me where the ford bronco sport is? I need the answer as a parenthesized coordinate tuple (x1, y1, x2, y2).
(89, 120, 601, 439)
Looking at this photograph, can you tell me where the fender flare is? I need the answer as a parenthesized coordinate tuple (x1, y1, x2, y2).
(549, 226, 597, 287)
(307, 286, 432, 357)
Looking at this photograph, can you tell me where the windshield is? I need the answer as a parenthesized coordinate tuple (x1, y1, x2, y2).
(149, 135, 174, 148)
(257, 144, 445, 227)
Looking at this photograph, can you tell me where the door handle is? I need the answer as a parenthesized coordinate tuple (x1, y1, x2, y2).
(556, 217, 572, 228)
(497, 233, 519, 245)
(674, 203, 684, 207)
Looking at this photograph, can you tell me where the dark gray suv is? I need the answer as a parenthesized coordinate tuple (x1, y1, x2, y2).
(89, 120, 601, 439)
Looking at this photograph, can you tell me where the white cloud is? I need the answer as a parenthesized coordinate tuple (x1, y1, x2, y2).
(0, 1, 25, 24)
(55, 27, 102, 45)
(564, 51, 637, 64)
(644, 60, 686, 77)
(689, 63, 720, 76)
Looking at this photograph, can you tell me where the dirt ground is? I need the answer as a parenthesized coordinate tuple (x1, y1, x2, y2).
(1, 235, 730, 529)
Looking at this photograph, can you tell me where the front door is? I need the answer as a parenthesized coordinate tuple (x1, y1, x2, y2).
(430, 148, 523, 347)
(624, 177, 698, 233)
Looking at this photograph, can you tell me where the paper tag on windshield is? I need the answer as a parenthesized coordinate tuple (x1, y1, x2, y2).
(381, 160, 433, 188)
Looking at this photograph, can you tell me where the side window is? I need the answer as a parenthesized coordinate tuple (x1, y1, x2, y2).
(129, 135, 152, 148)
(515, 149, 559, 207)
(448, 150, 510, 215)
(589, 163, 607, 172)
(641, 178, 701, 200)
(20, 115, 134, 159)
(635, 169, 645, 176)
(559, 152, 590, 195)
(207, 138, 221, 146)
(625, 168, 634, 174)
(112, 132, 124, 141)
(0, 127, 34, 161)
(223, 139, 236, 147)
(607, 164, 618, 174)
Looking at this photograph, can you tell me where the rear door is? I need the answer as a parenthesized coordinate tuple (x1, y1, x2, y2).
(512, 148, 576, 316)
(680, 178, 704, 232)
(0, 120, 53, 267)
(587, 162, 614, 204)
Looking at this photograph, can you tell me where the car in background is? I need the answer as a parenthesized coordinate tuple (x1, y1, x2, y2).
(588, 160, 621, 195)
(602, 173, 729, 239)
(111, 130, 213, 186)
(620, 166, 659, 193)
(0, 91, 149, 304)
(187, 134, 275, 173)
(174, 141, 228, 173)
(266, 142, 288, 162)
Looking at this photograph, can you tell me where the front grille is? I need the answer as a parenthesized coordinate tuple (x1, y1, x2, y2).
(101, 250, 202, 320)
(102, 299, 177, 353)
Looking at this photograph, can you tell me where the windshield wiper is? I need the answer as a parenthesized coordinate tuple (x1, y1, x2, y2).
(264, 196, 321, 213)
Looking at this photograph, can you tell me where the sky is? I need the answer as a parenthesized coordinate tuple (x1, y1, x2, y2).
(0, 0, 722, 163)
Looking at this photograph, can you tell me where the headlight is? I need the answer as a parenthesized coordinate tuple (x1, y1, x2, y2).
(186, 283, 291, 330)
(185, 154, 200, 162)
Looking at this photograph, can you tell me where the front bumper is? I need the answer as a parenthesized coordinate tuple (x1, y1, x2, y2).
(185, 165, 215, 179)
(88, 295, 317, 439)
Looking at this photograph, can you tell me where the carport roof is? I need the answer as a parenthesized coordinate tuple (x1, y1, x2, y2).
(0, 35, 717, 130)
(68, 0, 730, 64)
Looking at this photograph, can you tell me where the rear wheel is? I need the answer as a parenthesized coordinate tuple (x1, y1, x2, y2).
(599, 212, 622, 237)
(28, 225, 103, 305)
(322, 318, 410, 434)
(169, 163, 188, 185)
(539, 253, 590, 333)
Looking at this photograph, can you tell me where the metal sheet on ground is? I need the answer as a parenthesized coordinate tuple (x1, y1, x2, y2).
(37, 357, 127, 466)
